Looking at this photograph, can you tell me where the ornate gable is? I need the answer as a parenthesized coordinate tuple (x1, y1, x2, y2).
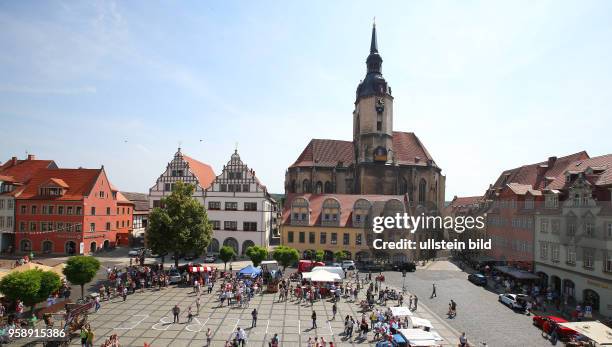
(207, 150, 266, 194)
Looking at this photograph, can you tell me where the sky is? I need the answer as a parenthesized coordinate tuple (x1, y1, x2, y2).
(1, 1, 611, 199)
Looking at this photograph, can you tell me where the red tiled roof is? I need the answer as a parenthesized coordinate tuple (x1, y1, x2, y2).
(183, 154, 216, 189)
(121, 192, 149, 211)
(281, 193, 404, 227)
(116, 191, 134, 204)
(0, 174, 16, 183)
(290, 131, 436, 168)
(17, 168, 102, 200)
(546, 153, 612, 189)
(449, 196, 483, 208)
(47, 178, 69, 188)
(490, 151, 589, 192)
(0, 159, 57, 183)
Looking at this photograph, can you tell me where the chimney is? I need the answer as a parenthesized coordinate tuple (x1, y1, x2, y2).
(11, 157, 17, 165)
(27, 154, 35, 160)
(548, 156, 557, 168)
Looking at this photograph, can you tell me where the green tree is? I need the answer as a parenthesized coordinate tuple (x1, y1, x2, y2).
(272, 246, 300, 270)
(0, 270, 42, 312)
(35, 270, 61, 305)
(315, 250, 324, 262)
(63, 256, 101, 299)
(146, 181, 212, 267)
(334, 250, 350, 262)
(245, 246, 268, 267)
(303, 249, 315, 260)
(219, 246, 235, 270)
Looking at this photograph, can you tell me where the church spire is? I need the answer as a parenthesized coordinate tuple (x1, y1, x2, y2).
(370, 20, 378, 53)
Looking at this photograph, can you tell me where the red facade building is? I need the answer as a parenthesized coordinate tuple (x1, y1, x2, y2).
(14, 167, 131, 255)
(485, 152, 589, 271)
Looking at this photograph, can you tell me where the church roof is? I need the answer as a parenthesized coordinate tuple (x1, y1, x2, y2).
(289, 131, 436, 168)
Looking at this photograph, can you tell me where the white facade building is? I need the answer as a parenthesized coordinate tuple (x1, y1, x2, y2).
(0, 176, 16, 252)
(204, 150, 277, 255)
(148, 148, 216, 209)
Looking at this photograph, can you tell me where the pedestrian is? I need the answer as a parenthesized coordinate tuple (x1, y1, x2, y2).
(430, 283, 437, 298)
(450, 299, 457, 317)
(413, 295, 418, 310)
(187, 305, 193, 323)
(122, 286, 128, 301)
(86, 326, 94, 347)
(235, 327, 246, 347)
(251, 308, 258, 328)
(172, 304, 180, 323)
(206, 328, 212, 347)
(196, 296, 201, 315)
(270, 333, 279, 347)
(459, 332, 468, 347)
(312, 310, 317, 329)
(409, 295, 413, 310)
(80, 327, 88, 347)
(208, 281, 213, 294)
(332, 303, 337, 320)
(94, 295, 100, 312)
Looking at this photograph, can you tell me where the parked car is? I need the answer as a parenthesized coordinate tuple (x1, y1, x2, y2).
(498, 293, 529, 310)
(167, 269, 182, 284)
(360, 261, 385, 272)
(204, 255, 216, 263)
(391, 262, 416, 272)
(532, 315, 578, 341)
(184, 252, 199, 261)
(341, 260, 356, 271)
(128, 248, 143, 257)
(467, 273, 487, 286)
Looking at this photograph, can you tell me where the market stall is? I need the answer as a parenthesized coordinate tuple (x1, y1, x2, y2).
(302, 269, 342, 282)
(409, 317, 433, 330)
(238, 265, 262, 278)
(390, 306, 414, 317)
(189, 265, 212, 273)
(397, 329, 442, 347)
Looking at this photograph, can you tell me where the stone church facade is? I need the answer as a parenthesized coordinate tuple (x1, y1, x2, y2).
(285, 24, 445, 208)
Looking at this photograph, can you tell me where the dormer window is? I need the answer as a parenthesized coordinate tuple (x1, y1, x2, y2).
(39, 178, 68, 196)
(321, 198, 341, 226)
(0, 183, 14, 193)
(39, 187, 63, 196)
(291, 198, 310, 225)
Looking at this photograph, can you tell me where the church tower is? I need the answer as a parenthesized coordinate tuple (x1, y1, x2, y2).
(353, 22, 394, 166)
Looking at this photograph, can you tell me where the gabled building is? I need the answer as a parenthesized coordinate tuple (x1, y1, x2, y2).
(0, 154, 57, 252)
(14, 167, 129, 255)
(484, 151, 589, 271)
(203, 150, 277, 255)
(534, 154, 612, 316)
(121, 192, 149, 246)
(149, 148, 216, 209)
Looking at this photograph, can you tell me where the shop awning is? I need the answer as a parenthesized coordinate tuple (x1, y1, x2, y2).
(558, 321, 612, 345)
(189, 266, 212, 273)
(494, 266, 541, 280)
(390, 306, 414, 317)
(397, 328, 437, 342)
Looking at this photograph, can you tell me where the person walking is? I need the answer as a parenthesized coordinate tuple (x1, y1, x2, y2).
(187, 305, 194, 323)
(251, 308, 258, 328)
(122, 286, 128, 302)
(413, 295, 418, 310)
(235, 327, 246, 347)
(430, 283, 437, 298)
(206, 328, 212, 347)
(450, 299, 457, 317)
(332, 303, 337, 320)
(311, 310, 317, 329)
(459, 332, 468, 347)
(196, 296, 201, 315)
(409, 295, 414, 310)
(85, 326, 94, 347)
(172, 304, 180, 323)
(270, 333, 279, 347)
(94, 295, 100, 312)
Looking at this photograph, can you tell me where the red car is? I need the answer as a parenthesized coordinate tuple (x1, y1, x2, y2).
(532, 315, 577, 340)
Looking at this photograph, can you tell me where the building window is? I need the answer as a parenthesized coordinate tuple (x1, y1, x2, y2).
(343, 233, 349, 245)
(66, 223, 73, 232)
(57, 206, 64, 215)
(29, 222, 36, 231)
(525, 198, 534, 209)
(331, 233, 337, 245)
(608, 223, 612, 238)
(31, 205, 37, 214)
(540, 219, 548, 233)
(551, 220, 560, 234)
(20, 222, 26, 232)
(220, 184, 227, 192)
(244, 202, 257, 211)
(299, 232, 305, 243)
(551, 244, 560, 262)
(42, 205, 48, 215)
(41, 222, 47, 232)
(208, 201, 221, 210)
(243, 222, 257, 231)
(99, 191, 105, 198)
(567, 222, 576, 236)
(224, 221, 237, 231)
(309, 232, 315, 244)
(585, 223, 595, 237)
(67, 206, 73, 215)
(320, 232, 327, 244)
(6, 217, 12, 228)
(116, 221, 119, 228)
(545, 195, 558, 209)
(106, 222, 111, 231)
(90, 223, 95, 232)
(121, 221, 125, 227)
(356, 234, 362, 246)
(20, 205, 26, 214)
(418, 179, 427, 204)
(90, 207, 96, 216)
(605, 252, 612, 273)
(287, 231, 294, 243)
(566, 246, 576, 265)
(164, 183, 173, 192)
(210, 220, 220, 230)
(7, 199, 13, 210)
(583, 248, 594, 269)
(242, 184, 250, 192)
(171, 170, 184, 177)
(539, 242, 548, 259)
(225, 202, 238, 211)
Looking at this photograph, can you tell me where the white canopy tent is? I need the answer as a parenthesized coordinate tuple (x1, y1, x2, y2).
(311, 266, 344, 278)
(390, 306, 414, 317)
(410, 317, 433, 329)
(302, 270, 342, 282)
(397, 329, 440, 346)
(558, 321, 612, 345)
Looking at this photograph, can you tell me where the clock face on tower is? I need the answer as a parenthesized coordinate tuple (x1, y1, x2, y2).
(375, 97, 385, 113)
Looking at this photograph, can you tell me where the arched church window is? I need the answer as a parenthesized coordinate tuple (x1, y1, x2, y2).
(315, 181, 323, 194)
(418, 178, 427, 205)
(290, 180, 296, 193)
(302, 179, 311, 193)
(324, 181, 333, 193)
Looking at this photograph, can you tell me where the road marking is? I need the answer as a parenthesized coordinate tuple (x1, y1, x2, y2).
(328, 321, 333, 335)
(265, 319, 269, 334)
(186, 317, 209, 332)
(151, 316, 173, 331)
(298, 320, 301, 335)
(114, 314, 148, 330)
